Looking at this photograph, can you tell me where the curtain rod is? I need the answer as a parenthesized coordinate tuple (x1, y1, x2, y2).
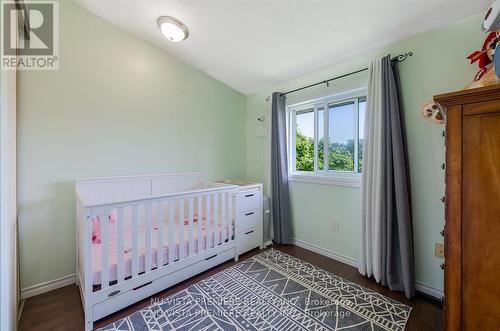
(272, 52, 413, 99)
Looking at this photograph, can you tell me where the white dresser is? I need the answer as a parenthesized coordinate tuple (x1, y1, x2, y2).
(218, 181, 264, 260)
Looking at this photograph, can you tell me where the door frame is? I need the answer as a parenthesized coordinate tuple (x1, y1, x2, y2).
(0, 9, 19, 331)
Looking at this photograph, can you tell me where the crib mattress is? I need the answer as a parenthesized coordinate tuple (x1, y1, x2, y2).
(91, 220, 230, 285)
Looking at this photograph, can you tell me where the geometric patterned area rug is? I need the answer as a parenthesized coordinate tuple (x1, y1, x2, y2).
(98, 248, 411, 331)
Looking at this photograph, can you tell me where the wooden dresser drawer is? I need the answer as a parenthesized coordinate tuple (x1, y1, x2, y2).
(236, 227, 260, 254)
(236, 209, 260, 233)
(235, 189, 260, 212)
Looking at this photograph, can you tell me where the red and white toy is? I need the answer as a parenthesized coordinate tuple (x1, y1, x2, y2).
(421, 1, 500, 124)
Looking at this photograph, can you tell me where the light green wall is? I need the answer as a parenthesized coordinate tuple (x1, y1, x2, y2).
(18, 1, 246, 289)
(246, 13, 484, 291)
(18, 1, 485, 293)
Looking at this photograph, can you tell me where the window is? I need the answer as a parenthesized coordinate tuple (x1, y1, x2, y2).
(295, 108, 315, 171)
(288, 88, 366, 186)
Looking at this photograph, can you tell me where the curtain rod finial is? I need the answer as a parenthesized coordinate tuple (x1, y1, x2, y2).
(393, 52, 413, 62)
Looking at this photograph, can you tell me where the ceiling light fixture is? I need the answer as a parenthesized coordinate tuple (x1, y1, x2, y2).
(157, 16, 189, 42)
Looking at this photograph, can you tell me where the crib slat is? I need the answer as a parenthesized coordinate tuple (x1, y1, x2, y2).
(101, 215, 109, 289)
(228, 193, 233, 240)
(84, 214, 92, 301)
(206, 194, 212, 249)
(145, 203, 152, 272)
(132, 205, 139, 278)
(221, 193, 226, 244)
(168, 201, 174, 264)
(157, 202, 164, 268)
(213, 193, 219, 247)
(197, 195, 203, 253)
(188, 197, 194, 257)
(178, 198, 185, 259)
(117, 208, 125, 283)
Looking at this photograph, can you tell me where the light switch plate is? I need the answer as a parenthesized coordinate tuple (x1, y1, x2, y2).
(435, 243, 444, 258)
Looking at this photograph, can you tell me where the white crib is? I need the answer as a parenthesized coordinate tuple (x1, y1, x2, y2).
(75, 173, 239, 331)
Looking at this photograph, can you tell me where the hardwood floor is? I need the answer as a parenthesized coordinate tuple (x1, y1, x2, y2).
(19, 245, 443, 330)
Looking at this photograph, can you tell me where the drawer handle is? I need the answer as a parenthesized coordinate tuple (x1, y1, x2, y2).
(245, 230, 254, 235)
(245, 194, 254, 198)
(245, 212, 254, 216)
(108, 290, 120, 297)
(205, 254, 217, 261)
(133, 281, 152, 291)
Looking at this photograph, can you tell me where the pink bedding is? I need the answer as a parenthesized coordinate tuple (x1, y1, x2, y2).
(91, 217, 230, 285)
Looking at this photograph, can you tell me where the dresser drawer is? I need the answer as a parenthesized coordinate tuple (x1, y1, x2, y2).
(235, 189, 260, 213)
(236, 209, 261, 233)
(236, 227, 260, 254)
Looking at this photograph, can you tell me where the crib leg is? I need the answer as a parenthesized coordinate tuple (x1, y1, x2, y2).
(85, 319, 93, 331)
(85, 308, 93, 331)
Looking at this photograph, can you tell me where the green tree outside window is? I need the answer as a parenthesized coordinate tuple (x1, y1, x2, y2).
(296, 130, 363, 172)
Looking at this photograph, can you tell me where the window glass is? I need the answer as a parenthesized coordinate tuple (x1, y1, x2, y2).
(328, 101, 355, 171)
(289, 91, 366, 176)
(295, 109, 314, 171)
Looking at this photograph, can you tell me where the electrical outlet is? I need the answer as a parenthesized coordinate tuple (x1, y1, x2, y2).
(332, 221, 340, 233)
(435, 243, 444, 258)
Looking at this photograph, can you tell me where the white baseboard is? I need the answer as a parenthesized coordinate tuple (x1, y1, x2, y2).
(264, 240, 273, 247)
(291, 238, 358, 268)
(20, 274, 76, 299)
(415, 281, 443, 299)
(291, 238, 443, 300)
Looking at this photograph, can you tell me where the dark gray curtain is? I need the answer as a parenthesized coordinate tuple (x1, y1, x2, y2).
(380, 55, 415, 298)
(270, 92, 292, 244)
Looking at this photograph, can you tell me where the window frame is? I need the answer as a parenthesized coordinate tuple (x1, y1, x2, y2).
(287, 87, 367, 187)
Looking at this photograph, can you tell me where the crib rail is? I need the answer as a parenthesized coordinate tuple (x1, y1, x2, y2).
(78, 185, 237, 300)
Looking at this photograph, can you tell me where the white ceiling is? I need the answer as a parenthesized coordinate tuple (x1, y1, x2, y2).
(74, 0, 489, 95)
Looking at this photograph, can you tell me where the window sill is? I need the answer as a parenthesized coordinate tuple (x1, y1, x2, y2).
(288, 172, 361, 188)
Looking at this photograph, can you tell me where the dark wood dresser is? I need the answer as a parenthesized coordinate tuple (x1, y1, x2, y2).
(434, 85, 500, 330)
